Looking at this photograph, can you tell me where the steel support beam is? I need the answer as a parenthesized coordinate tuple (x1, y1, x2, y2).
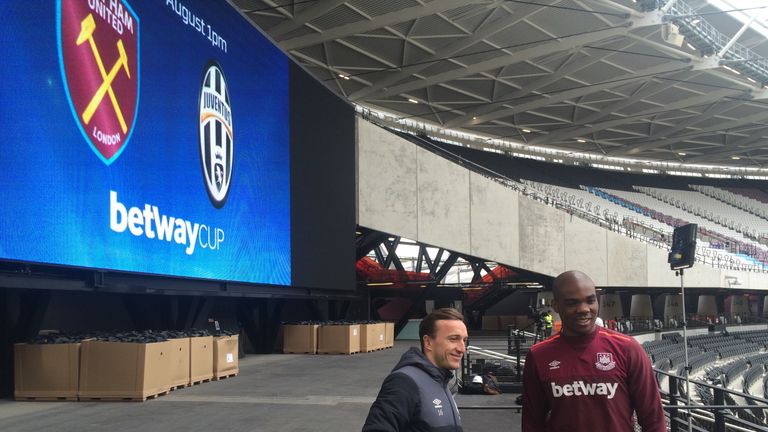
(526, 76, 687, 145)
(394, 252, 460, 335)
(237, 299, 284, 354)
(465, 62, 691, 125)
(349, 0, 549, 101)
(279, 0, 490, 50)
(375, 25, 633, 98)
(268, 0, 349, 38)
(717, 13, 760, 58)
(684, 128, 768, 162)
(356, 230, 389, 261)
(446, 49, 600, 128)
(172, 296, 208, 330)
(382, 236, 405, 272)
(615, 109, 768, 156)
(536, 88, 743, 148)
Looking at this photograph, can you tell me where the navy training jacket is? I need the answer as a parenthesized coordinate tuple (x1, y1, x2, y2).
(362, 347, 463, 432)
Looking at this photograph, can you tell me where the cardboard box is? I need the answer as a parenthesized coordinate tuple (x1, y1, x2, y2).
(213, 335, 239, 378)
(482, 315, 500, 330)
(14, 343, 80, 400)
(282, 324, 319, 354)
(515, 315, 535, 331)
(360, 323, 385, 352)
(375, 323, 386, 350)
(167, 338, 190, 389)
(190, 336, 213, 383)
(318, 324, 360, 354)
(498, 315, 516, 331)
(384, 322, 394, 348)
(78, 340, 171, 400)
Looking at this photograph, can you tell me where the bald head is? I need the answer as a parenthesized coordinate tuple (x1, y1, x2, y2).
(551, 270, 598, 336)
(552, 270, 595, 300)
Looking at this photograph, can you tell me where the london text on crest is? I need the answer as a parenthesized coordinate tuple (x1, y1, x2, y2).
(58, 0, 139, 165)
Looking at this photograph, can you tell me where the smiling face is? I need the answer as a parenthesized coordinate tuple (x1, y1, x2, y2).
(423, 319, 468, 370)
(552, 271, 599, 337)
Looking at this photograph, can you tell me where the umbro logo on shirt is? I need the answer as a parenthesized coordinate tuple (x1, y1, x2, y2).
(548, 360, 560, 370)
(433, 398, 444, 417)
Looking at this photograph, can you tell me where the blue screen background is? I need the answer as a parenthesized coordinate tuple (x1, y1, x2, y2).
(0, 1, 291, 285)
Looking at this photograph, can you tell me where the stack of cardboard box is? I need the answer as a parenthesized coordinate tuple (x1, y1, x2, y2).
(14, 343, 80, 401)
(383, 322, 394, 349)
(78, 340, 172, 401)
(190, 335, 214, 385)
(213, 335, 239, 379)
(360, 322, 386, 352)
(282, 324, 320, 354)
(482, 315, 534, 332)
(14, 332, 237, 402)
(318, 323, 361, 354)
(282, 321, 394, 355)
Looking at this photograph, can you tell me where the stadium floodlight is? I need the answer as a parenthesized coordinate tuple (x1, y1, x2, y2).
(668, 224, 697, 270)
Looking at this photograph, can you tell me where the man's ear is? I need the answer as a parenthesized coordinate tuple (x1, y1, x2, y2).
(551, 299, 560, 315)
(422, 335, 433, 352)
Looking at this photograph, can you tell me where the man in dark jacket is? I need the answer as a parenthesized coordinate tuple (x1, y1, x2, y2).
(362, 308, 468, 431)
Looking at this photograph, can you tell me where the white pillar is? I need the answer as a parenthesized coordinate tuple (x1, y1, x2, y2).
(600, 294, 623, 320)
(630, 294, 653, 319)
(763, 296, 768, 317)
(425, 300, 434, 314)
(697, 295, 718, 317)
(664, 294, 684, 321)
(729, 295, 749, 317)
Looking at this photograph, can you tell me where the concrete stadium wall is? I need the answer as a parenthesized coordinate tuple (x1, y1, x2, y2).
(470, 172, 520, 266)
(564, 216, 607, 285)
(356, 118, 767, 290)
(357, 121, 418, 240)
(417, 147, 471, 254)
(518, 197, 564, 276)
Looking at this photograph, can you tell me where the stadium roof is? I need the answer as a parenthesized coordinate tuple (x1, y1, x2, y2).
(235, 0, 768, 173)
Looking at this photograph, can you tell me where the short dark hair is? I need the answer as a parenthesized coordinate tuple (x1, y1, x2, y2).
(419, 308, 464, 350)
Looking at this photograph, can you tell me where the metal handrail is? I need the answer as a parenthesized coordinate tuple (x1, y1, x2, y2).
(656, 369, 768, 432)
(467, 345, 520, 362)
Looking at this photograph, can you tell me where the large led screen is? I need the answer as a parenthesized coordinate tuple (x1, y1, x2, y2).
(0, 0, 291, 285)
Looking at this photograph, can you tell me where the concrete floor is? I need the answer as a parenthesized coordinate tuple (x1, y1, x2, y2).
(0, 341, 521, 432)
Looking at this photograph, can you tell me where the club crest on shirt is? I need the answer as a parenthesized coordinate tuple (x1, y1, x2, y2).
(595, 352, 616, 371)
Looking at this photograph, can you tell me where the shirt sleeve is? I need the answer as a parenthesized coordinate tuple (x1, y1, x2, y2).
(626, 341, 667, 432)
(362, 372, 420, 432)
(521, 349, 548, 432)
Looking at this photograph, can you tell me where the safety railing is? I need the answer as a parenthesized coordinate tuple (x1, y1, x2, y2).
(460, 326, 539, 393)
(658, 369, 768, 432)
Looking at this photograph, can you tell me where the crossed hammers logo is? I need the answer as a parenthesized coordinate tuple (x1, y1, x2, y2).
(76, 14, 130, 134)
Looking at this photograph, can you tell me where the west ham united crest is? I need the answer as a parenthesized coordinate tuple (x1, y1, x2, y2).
(199, 62, 234, 209)
(57, 0, 139, 165)
(595, 352, 616, 371)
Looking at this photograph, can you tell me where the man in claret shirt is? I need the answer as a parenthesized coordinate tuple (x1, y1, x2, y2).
(521, 270, 666, 432)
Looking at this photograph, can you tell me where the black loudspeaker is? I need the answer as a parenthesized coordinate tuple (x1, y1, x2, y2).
(668, 223, 697, 270)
